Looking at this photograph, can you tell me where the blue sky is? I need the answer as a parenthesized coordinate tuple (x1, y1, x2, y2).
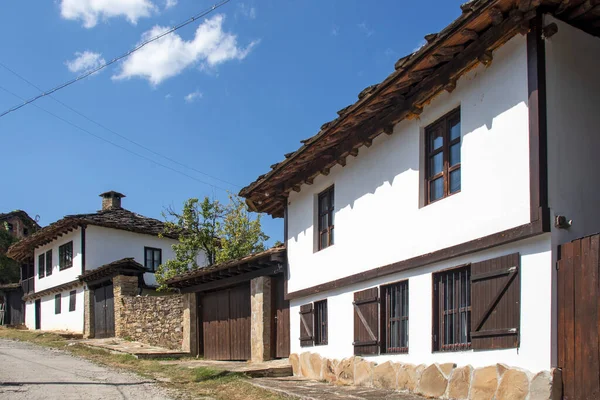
(0, 0, 464, 245)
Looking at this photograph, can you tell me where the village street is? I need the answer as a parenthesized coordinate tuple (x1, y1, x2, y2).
(0, 339, 173, 400)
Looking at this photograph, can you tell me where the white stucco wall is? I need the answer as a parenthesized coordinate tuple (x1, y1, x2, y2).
(33, 228, 83, 292)
(290, 235, 553, 373)
(286, 35, 531, 293)
(546, 16, 600, 246)
(24, 285, 84, 332)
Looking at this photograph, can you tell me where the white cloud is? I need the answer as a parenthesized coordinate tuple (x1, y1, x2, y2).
(112, 14, 259, 85)
(237, 3, 256, 19)
(165, 93, 172, 99)
(165, 0, 177, 10)
(357, 22, 374, 37)
(60, 0, 157, 28)
(65, 51, 106, 74)
(184, 90, 202, 103)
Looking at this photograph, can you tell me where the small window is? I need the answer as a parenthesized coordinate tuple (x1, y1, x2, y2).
(433, 265, 471, 351)
(55, 293, 61, 314)
(314, 300, 328, 346)
(23, 227, 29, 236)
(425, 108, 461, 204)
(144, 247, 162, 272)
(69, 290, 76, 312)
(45, 249, 53, 276)
(317, 186, 335, 250)
(59, 241, 73, 270)
(7, 222, 13, 233)
(38, 253, 45, 279)
(382, 281, 409, 354)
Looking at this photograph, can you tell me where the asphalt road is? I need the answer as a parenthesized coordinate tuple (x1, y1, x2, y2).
(0, 339, 174, 400)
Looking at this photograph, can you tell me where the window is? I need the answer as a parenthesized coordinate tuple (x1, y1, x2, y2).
(382, 281, 409, 354)
(69, 290, 76, 312)
(45, 249, 53, 276)
(55, 293, 61, 314)
(433, 265, 471, 351)
(314, 300, 328, 346)
(425, 108, 461, 204)
(144, 247, 162, 272)
(7, 222, 13, 233)
(317, 186, 335, 250)
(38, 253, 45, 279)
(59, 241, 73, 270)
(23, 227, 29, 236)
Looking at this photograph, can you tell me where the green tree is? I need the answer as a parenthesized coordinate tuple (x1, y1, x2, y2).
(0, 223, 20, 284)
(155, 195, 269, 290)
(216, 195, 269, 263)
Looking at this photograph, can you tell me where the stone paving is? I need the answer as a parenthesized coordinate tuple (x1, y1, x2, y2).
(251, 377, 426, 400)
(79, 338, 188, 359)
(159, 358, 293, 377)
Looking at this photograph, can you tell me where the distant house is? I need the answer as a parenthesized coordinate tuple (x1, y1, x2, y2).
(7, 191, 201, 337)
(239, 1, 600, 398)
(0, 210, 40, 240)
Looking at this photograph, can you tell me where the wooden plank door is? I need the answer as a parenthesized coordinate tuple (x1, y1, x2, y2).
(34, 299, 41, 330)
(272, 275, 290, 358)
(229, 284, 251, 361)
(558, 234, 600, 400)
(104, 284, 115, 337)
(94, 284, 115, 338)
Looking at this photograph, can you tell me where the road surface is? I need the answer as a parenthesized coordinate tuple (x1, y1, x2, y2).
(0, 339, 173, 400)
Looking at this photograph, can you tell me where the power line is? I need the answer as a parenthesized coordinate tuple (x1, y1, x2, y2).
(0, 62, 242, 189)
(0, 84, 232, 193)
(0, 0, 232, 119)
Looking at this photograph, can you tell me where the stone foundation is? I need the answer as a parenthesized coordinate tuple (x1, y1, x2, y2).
(290, 352, 562, 400)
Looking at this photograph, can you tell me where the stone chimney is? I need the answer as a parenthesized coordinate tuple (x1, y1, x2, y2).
(99, 191, 126, 211)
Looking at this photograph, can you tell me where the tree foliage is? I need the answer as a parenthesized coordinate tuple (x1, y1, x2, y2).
(0, 223, 20, 284)
(156, 195, 269, 290)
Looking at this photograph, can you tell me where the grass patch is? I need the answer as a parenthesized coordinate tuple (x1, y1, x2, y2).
(0, 327, 285, 400)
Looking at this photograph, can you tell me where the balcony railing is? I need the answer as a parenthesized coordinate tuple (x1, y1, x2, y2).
(21, 277, 34, 295)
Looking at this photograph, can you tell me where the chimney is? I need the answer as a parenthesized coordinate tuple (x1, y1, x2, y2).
(99, 191, 125, 211)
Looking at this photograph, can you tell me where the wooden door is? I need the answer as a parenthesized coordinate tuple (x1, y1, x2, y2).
(94, 284, 115, 338)
(34, 299, 41, 330)
(558, 234, 600, 400)
(201, 284, 251, 360)
(272, 275, 290, 358)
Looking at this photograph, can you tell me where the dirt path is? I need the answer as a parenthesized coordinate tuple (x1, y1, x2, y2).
(0, 339, 173, 400)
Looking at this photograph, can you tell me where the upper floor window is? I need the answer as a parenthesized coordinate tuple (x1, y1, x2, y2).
(59, 241, 73, 270)
(317, 186, 335, 251)
(38, 253, 45, 279)
(45, 249, 53, 276)
(23, 227, 28, 236)
(7, 222, 13, 233)
(145, 247, 162, 272)
(425, 108, 461, 204)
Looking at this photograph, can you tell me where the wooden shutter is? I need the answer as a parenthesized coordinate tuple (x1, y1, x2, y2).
(470, 253, 520, 350)
(353, 287, 379, 355)
(299, 303, 314, 347)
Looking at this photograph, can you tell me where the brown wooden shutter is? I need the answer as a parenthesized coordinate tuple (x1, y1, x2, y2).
(299, 303, 314, 347)
(470, 253, 520, 350)
(353, 287, 379, 355)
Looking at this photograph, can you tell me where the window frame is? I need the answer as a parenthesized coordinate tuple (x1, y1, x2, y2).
(38, 253, 45, 279)
(381, 280, 409, 354)
(432, 264, 472, 352)
(55, 293, 61, 314)
(59, 241, 73, 270)
(314, 299, 328, 346)
(144, 247, 162, 272)
(425, 108, 461, 205)
(45, 249, 53, 276)
(69, 290, 76, 312)
(317, 185, 335, 251)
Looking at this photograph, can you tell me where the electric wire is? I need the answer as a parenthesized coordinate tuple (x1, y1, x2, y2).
(0, 0, 232, 119)
(0, 84, 232, 193)
(0, 62, 242, 189)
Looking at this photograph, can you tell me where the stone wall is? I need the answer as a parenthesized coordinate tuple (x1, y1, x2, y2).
(118, 293, 184, 350)
(290, 352, 561, 400)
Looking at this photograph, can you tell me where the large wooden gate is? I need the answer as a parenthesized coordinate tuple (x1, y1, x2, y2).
(201, 284, 251, 360)
(558, 234, 600, 400)
(272, 275, 290, 358)
(94, 284, 115, 338)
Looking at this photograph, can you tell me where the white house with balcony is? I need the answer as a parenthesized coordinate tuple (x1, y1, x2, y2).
(240, 1, 600, 398)
(8, 191, 191, 337)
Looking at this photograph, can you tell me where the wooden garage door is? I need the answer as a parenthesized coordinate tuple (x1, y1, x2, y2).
(201, 284, 251, 360)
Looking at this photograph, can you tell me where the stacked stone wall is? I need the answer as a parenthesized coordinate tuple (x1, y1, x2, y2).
(118, 293, 184, 350)
(290, 352, 561, 400)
